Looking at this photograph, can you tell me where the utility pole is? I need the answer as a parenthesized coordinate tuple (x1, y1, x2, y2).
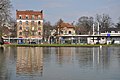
(93, 23, 95, 35)
(97, 22, 100, 35)
(97, 22, 100, 44)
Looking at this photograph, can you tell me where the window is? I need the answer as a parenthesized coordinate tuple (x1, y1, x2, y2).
(38, 27, 41, 30)
(38, 15, 41, 19)
(38, 21, 41, 25)
(26, 26, 29, 30)
(26, 21, 28, 25)
(32, 27, 35, 31)
(32, 32, 35, 36)
(19, 21, 22, 25)
(19, 32, 22, 35)
(31, 21, 34, 25)
(19, 26, 22, 30)
(65, 30, 67, 34)
(69, 31, 71, 34)
(38, 32, 41, 35)
(60, 31, 63, 34)
(19, 15, 22, 19)
(111, 31, 115, 33)
(32, 15, 35, 19)
(26, 15, 29, 19)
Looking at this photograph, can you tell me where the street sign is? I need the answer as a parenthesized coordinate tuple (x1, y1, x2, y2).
(107, 33, 110, 37)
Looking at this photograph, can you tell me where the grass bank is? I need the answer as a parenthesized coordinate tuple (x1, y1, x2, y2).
(4, 44, 119, 47)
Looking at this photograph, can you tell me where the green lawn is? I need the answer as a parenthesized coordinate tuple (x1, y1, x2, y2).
(4, 44, 119, 47)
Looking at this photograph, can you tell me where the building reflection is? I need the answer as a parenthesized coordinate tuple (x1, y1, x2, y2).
(16, 47, 43, 76)
(43, 47, 52, 62)
(75, 47, 110, 70)
(98, 47, 110, 70)
(75, 47, 93, 68)
(55, 47, 111, 70)
(56, 47, 75, 64)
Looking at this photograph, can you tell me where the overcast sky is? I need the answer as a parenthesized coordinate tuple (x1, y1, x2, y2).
(11, 0, 120, 24)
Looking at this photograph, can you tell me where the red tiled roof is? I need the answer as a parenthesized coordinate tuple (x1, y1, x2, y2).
(16, 10, 43, 15)
(16, 10, 43, 19)
(58, 22, 75, 28)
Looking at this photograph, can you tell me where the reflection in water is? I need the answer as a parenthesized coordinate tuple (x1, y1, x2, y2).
(0, 47, 17, 80)
(16, 47, 43, 76)
(45, 47, 111, 71)
(0, 47, 4, 53)
(75, 47, 93, 68)
(74, 47, 111, 70)
(56, 47, 75, 64)
(0, 47, 120, 80)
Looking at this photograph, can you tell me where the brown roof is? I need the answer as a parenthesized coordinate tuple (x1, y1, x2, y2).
(16, 10, 43, 15)
(58, 22, 75, 28)
(16, 10, 43, 19)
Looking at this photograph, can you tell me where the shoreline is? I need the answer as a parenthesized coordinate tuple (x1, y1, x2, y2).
(4, 44, 120, 47)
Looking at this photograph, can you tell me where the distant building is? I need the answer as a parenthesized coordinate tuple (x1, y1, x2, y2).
(101, 28, 120, 33)
(16, 10, 43, 39)
(57, 22, 75, 35)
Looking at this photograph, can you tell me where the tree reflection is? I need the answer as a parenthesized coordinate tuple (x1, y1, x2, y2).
(75, 47, 111, 70)
(0, 47, 4, 53)
(0, 47, 17, 80)
(75, 47, 93, 68)
(0, 47, 120, 80)
(55, 47, 75, 65)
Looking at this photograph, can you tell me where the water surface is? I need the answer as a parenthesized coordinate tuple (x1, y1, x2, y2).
(0, 46, 120, 80)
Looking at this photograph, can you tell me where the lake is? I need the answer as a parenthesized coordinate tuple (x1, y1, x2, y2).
(0, 46, 120, 80)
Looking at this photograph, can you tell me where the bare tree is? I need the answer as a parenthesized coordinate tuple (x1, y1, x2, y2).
(10, 19, 17, 37)
(116, 17, 120, 29)
(95, 14, 112, 33)
(43, 20, 53, 41)
(55, 19, 64, 35)
(0, 0, 12, 36)
(76, 16, 93, 34)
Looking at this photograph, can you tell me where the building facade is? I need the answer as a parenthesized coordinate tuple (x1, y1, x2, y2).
(57, 22, 75, 35)
(55, 22, 76, 44)
(16, 10, 43, 39)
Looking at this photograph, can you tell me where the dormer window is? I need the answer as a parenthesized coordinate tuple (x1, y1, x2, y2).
(32, 15, 35, 19)
(19, 15, 22, 19)
(26, 15, 29, 19)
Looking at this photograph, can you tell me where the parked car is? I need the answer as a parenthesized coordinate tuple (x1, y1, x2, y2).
(3, 40, 11, 44)
(4, 41, 11, 44)
(29, 41, 37, 44)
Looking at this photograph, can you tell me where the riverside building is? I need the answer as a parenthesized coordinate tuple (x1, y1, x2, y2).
(16, 10, 43, 43)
